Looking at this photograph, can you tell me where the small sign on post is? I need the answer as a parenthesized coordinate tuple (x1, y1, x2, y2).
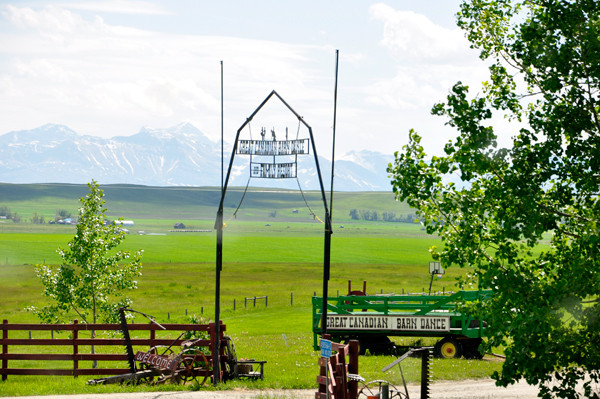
(320, 339, 332, 358)
(429, 261, 444, 275)
(428, 262, 445, 296)
(320, 339, 332, 399)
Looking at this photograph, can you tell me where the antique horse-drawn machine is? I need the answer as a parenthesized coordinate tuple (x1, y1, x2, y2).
(88, 307, 263, 386)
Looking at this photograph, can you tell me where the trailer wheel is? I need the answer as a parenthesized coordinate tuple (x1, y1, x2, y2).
(463, 338, 484, 359)
(435, 338, 463, 359)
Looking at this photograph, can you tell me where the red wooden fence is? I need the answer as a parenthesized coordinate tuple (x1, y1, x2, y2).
(0, 319, 226, 381)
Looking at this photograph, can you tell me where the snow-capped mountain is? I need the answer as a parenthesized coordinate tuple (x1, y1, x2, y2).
(0, 123, 395, 191)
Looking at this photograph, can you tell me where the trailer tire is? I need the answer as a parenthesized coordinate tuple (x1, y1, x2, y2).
(435, 337, 463, 359)
(463, 338, 484, 359)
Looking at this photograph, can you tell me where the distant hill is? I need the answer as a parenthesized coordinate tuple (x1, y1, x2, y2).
(0, 183, 415, 222)
(0, 123, 395, 191)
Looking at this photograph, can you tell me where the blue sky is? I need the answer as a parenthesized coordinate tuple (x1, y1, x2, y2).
(0, 1, 504, 157)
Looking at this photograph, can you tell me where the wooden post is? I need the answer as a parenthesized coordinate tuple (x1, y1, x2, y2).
(218, 320, 226, 381)
(2, 320, 8, 381)
(208, 322, 215, 373)
(73, 320, 78, 377)
(348, 340, 359, 399)
(150, 322, 156, 351)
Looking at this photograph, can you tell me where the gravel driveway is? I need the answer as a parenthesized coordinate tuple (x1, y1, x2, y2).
(2, 378, 546, 399)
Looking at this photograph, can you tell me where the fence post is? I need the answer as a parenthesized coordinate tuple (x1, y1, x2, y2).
(2, 319, 7, 381)
(291, 292, 293, 306)
(185, 309, 188, 316)
(245, 298, 247, 308)
(254, 296, 256, 307)
(201, 307, 203, 314)
(73, 320, 78, 377)
(266, 296, 268, 307)
(234, 299, 236, 311)
(150, 321, 156, 351)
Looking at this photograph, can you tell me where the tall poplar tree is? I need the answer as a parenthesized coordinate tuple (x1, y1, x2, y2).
(30, 180, 143, 326)
(388, 1, 600, 398)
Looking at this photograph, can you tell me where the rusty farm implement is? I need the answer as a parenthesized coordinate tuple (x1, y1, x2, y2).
(88, 307, 252, 386)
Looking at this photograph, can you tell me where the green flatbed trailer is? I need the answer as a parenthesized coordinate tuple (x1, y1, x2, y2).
(312, 289, 493, 359)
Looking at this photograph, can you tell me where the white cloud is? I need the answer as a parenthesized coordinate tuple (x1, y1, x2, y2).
(4, 4, 107, 34)
(370, 3, 471, 62)
(367, 3, 488, 111)
(59, 1, 172, 15)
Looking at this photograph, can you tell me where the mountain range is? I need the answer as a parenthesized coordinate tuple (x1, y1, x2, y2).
(0, 123, 396, 191)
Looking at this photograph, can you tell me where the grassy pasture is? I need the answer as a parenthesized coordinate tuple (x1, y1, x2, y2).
(0, 183, 504, 396)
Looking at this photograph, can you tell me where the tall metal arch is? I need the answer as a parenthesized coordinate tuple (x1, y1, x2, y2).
(213, 90, 332, 384)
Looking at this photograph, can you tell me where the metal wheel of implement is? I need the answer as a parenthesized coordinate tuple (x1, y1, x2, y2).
(435, 337, 463, 359)
(358, 380, 405, 399)
(178, 349, 209, 386)
(136, 362, 155, 385)
(224, 336, 237, 378)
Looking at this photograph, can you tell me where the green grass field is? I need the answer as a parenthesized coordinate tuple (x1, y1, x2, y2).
(0, 183, 504, 396)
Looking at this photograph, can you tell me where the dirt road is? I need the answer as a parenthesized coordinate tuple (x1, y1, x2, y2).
(2, 378, 546, 399)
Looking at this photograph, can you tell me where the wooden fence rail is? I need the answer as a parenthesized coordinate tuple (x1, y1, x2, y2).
(1, 319, 226, 381)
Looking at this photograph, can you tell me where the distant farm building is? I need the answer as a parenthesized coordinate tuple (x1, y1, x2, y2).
(114, 220, 135, 227)
(174, 222, 186, 229)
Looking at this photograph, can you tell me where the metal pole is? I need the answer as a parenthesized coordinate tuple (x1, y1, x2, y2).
(329, 49, 339, 221)
(429, 272, 435, 296)
(320, 51, 339, 336)
(214, 60, 224, 386)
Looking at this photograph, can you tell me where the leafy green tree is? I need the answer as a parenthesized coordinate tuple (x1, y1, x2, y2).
(382, 211, 396, 222)
(30, 212, 45, 224)
(388, 1, 600, 398)
(0, 205, 10, 217)
(29, 180, 143, 327)
(349, 209, 359, 220)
